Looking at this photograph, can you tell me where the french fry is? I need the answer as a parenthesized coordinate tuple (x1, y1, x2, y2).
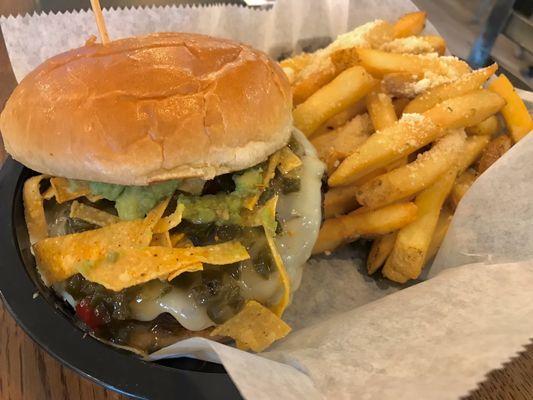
(424, 206, 453, 262)
(457, 135, 490, 174)
(385, 156, 407, 171)
(449, 169, 478, 209)
(280, 53, 314, 76)
(329, 114, 440, 186)
(329, 90, 502, 187)
(403, 64, 498, 113)
(393, 97, 410, 117)
(292, 20, 393, 105)
(350, 166, 389, 187)
(330, 47, 360, 71)
(367, 232, 397, 274)
(327, 20, 396, 73)
(393, 11, 427, 38)
(356, 48, 470, 78)
(423, 89, 505, 129)
(380, 35, 445, 55)
(466, 115, 500, 136)
(420, 35, 446, 55)
(324, 185, 360, 218)
(366, 91, 397, 131)
(313, 100, 366, 136)
(312, 202, 418, 255)
(293, 65, 337, 106)
(488, 74, 533, 142)
(382, 167, 457, 283)
(331, 19, 394, 50)
(280, 53, 315, 84)
(356, 130, 465, 209)
(312, 114, 373, 172)
(381, 72, 421, 98)
(366, 90, 408, 172)
(476, 134, 512, 174)
(328, 19, 395, 70)
(294, 66, 377, 136)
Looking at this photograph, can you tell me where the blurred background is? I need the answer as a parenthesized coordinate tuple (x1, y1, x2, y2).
(0, 0, 531, 90)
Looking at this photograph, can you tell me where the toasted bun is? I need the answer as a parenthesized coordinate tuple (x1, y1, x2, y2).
(0, 33, 292, 185)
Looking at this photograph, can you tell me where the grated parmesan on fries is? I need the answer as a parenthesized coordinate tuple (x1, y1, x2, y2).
(281, 11, 531, 283)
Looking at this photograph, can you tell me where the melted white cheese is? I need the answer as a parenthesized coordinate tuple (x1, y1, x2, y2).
(54, 131, 324, 331)
(275, 130, 325, 291)
(237, 265, 281, 304)
(129, 280, 212, 331)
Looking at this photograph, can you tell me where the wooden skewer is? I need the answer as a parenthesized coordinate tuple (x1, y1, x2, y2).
(90, 0, 110, 44)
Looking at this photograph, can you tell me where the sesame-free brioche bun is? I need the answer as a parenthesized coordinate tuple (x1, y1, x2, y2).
(0, 33, 292, 185)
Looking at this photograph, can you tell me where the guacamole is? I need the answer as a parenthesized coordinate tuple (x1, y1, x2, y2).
(179, 167, 263, 225)
(70, 179, 180, 220)
(70, 167, 264, 222)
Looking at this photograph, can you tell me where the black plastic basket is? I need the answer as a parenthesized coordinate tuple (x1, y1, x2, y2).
(0, 158, 242, 399)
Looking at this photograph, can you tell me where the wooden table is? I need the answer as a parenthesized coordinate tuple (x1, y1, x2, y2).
(2, 301, 533, 400)
(0, 2, 533, 399)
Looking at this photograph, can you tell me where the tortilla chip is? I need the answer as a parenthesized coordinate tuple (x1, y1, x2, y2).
(210, 300, 291, 352)
(264, 228, 291, 316)
(33, 201, 168, 285)
(49, 177, 104, 203)
(79, 241, 249, 291)
(242, 196, 278, 236)
(42, 186, 55, 200)
(23, 175, 49, 245)
(244, 150, 282, 210)
(170, 232, 194, 248)
(170, 232, 186, 246)
(263, 150, 282, 185)
(86, 193, 104, 203)
(151, 231, 172, 247)
(167, 262, 203, 281)
(278, 147, 302, 174)
(50, 177, 90, 203)
(70, 201, 119, 226)
(144, 198, 171, 227)
(153, 203, 184, 233)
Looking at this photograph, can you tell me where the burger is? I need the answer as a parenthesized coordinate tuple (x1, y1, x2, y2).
(0, 33, 324, 353)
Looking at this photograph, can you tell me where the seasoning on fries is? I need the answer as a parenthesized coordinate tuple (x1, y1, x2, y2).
(282, 11, 532, 283)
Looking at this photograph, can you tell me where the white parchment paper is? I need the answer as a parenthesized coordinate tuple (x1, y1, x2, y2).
(2, 1, 533, 399)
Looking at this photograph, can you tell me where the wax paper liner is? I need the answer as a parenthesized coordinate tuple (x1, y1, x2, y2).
(2, 1, 533, 399)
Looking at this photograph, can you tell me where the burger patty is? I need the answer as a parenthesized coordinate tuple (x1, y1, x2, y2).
(48, 131, 324, 352)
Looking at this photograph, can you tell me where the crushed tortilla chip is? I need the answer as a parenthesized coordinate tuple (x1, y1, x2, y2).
(50, 177, 91, 203)
(244, 150, 282, 210)
(42, 186, 55, 200)
(151, 231, 172, 247)
(242, 196, 278, 236)
(23, 175, 49, 245)
(153, 203, 184, 233)
(264, 228, 291, 316)
(170, 232, 194, 248)
(167, 262, 203, 281)
(144, 198, 171, 227)
(210, 300, 291, 352)
(86, 193, 104, 203)
(79, 241, 249, 291)
(49, 177, 103, 203)
(278, 147, 302, 174)
(33, 201, 168, 285)
(70, 201, 119, 226)
(170, 232, 186, 246)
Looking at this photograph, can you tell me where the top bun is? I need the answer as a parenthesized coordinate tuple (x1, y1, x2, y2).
(0, 33, 292, 185)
